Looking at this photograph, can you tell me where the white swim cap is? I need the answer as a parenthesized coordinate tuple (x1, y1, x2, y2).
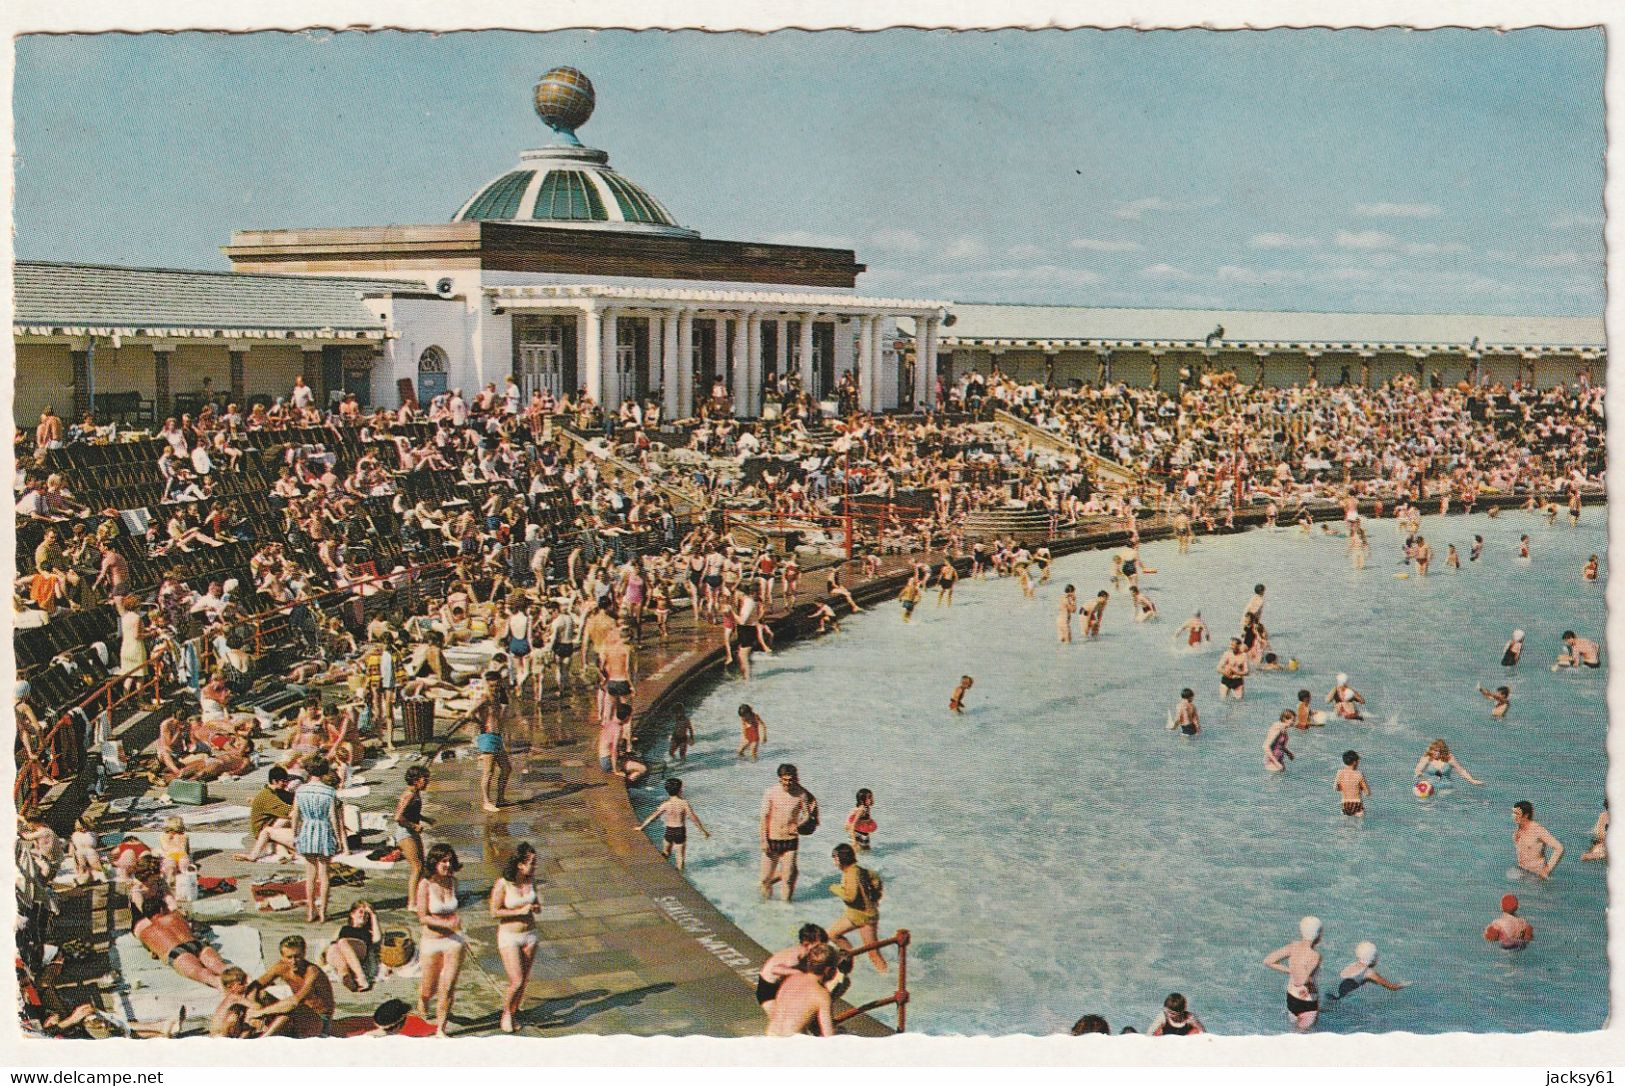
(1300, 916, 1323, 942)
(1336, 673, 1348, 685)
(223, 578, 240, 594)
(1513, 629, 1525, 641)
(1356, 941, 1378, 966)
(14, 680, 30, 700)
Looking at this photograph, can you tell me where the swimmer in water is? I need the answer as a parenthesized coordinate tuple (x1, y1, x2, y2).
(1176, 612, 1210, 647)
(1173, 688, 1200, 737)
(1264, 916, 1323, 1031)
(1477, 685, 1511, 719)
(1335, 750, 1369, 817)
(1057, 585, 1077, 644)
(1263, 710, 1295, 772)
(1327, 674, 1365, 720)
(1582, 803, 1608, 862)
(936, 559, 957, 607)
(1484, 893, 1534, 949)
(1553, 630, 1601, 670)
(1083, 591, 1109, 638)
(1512, 800, 1563, 879)
(1518, 535, 1531, 560)
(1414, 739, 1484, 786)
(898, 575, 921, 625)
(1413, 535, 1432, 576)
(949, 675, 973, 714)
(1584, 554, 1599, 581)
(1446, 544, 1460, 570)
(1294, 689, 1320, 729)
(1324, 942, 1408, 1002)
(1470, 535, 1484, 562)
(1217, 639, 1248, 700)
(1129, 586, 1158, 623)
(1501, 629, 1524, 668)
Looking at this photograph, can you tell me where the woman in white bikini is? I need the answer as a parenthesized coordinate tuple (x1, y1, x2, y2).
(414, 843, 466, 1036)
(488, 842, 541, 1034)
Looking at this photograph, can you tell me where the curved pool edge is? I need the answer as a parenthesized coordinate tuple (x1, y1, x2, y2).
(619, 489, 1602, 1035)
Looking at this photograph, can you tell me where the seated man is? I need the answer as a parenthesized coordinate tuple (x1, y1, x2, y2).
(244, 935, 334, 1038)
(235, 767, 297, 862)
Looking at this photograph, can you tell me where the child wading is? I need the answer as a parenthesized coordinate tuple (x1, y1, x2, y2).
(639, 778, 710, 871)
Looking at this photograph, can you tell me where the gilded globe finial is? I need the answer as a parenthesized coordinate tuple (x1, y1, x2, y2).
(533, 67, 596, 146)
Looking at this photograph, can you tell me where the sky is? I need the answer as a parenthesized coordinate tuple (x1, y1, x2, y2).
(11, 28, 1606, 315)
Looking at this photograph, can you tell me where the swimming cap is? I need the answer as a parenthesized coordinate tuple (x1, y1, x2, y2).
(1355, 941, 1378, 966)
(14, 681, 30, 700)
(1336, 673, 1348, 685)
(1501, 894, 1519, 913)
(1513, 630, 1525, 641)
(1300, 916, 1323, 941)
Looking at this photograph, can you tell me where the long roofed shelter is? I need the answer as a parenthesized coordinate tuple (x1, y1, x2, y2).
(898, 304, 1605, 394)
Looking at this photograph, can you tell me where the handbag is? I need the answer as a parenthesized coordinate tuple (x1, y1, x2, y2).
(796, 792, 820, 836)
(379, 930, 415, 969)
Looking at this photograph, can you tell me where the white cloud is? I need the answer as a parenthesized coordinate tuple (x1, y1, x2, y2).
(1529, 252, 1585, 268)
(1113, 196, 1177, 221)
(1217, 265, 1287, 285)
(870, 227, 924, 252)
(940, 237, 987, 263)
(1248, 232, 1318, 249)
(1139, 263, 1196, 281)
(766, 230, 852, 249)
(1402, 241, 1470, 256)
(1548, 212, 1604, 230)
(1353, 202, 1441, 218)
(1006, 244, 1046, 260)
(1068, 237, 1141, 253)
(1317, 267, 1376, 283)
(1334, 229, 1396, 250)
(974, 264, 1105, 287)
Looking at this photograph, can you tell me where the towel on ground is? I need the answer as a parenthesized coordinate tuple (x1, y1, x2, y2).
(112, 925, 263, 1022)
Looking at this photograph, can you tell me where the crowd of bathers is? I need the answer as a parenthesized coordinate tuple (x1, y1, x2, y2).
(11, 357, 1608, 1038)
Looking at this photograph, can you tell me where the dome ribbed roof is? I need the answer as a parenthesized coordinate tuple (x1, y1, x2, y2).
(453, 145, 694, 237)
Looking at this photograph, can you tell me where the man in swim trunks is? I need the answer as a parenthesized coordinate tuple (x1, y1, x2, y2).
(1554, 631, 1601, 670)
(600, 625, 635, 722)
(755, 923, 829, 1014)
(1177, 612, 1209, 647)
(1484, 893, 1534, 949)
(761, 764, 815, 902)
(1243, 583, 1266, 625)
(764, 944, 839, 1037)
(246, 935, 335, 1038)
(1217, 638, 1248, 700)
(1263, 916, 1323, 1031)
(899, 575, 921, 624)
(1335, 750, 1369, 817)
(1512, 800, 1564, 879)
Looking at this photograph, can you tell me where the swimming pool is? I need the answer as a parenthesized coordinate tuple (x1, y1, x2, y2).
(635, 510, 1608, 1035)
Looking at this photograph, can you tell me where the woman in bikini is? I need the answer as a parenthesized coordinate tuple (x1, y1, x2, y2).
(128, 854, 230, 989)
(489, 842, 541, 1034)
(415, 843, 466, 1036)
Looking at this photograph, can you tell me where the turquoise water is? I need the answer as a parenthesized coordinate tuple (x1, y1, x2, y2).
(635, 511, 1608, 1035)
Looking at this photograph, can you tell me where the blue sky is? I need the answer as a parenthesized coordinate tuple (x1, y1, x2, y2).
(12, 29, 1604, 315)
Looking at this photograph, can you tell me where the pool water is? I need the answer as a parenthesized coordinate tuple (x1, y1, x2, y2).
(634, 511, 1608, 1035)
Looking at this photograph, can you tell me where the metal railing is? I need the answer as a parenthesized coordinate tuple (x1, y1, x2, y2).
(833, 929, 912, 1033)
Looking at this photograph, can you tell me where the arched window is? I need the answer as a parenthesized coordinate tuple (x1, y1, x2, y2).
(418, 346, 449, 401)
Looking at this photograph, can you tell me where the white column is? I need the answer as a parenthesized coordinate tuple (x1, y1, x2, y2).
(712, 316, 727, 401)
(600, 309, 620, 409)
(731, 312, 749, 413)
(662, 311, 681, 419)
(798, 315, 817, 399)
(744, 312, 763, 418)
(916, 316, 938, 410)
(676, 310, 694, 418)
(872, 316, 886, 411)
(856, 315, 875, 412)
(647, 313, 664, 406)
(835, 317, 856, 404)
(776, 318, 789, 380)
(578, 307, 602, 406)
